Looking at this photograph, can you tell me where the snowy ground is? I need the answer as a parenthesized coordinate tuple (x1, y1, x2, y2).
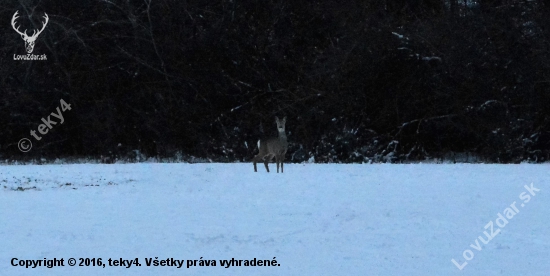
(0, 163, 548, 276)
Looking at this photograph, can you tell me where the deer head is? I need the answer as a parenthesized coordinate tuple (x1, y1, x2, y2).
(11, 11, 49, 53)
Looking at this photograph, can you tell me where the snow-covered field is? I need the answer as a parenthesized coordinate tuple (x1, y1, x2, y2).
(1, 163, 548, 275)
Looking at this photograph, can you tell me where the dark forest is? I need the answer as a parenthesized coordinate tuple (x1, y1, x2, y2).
(1, 0, 549, 163)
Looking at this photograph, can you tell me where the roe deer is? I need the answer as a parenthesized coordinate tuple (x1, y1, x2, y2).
(253, 116, 288, 173)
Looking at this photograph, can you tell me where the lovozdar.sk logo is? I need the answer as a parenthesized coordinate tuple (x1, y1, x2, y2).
(11, 10, 48, 60)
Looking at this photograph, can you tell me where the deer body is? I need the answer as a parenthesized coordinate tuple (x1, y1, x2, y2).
(253, 117, 288, 173)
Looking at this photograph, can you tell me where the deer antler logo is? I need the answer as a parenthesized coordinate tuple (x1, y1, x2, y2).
(11, 11, 49, 54)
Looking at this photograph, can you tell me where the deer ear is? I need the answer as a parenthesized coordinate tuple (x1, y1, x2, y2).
(275, 116, 279, 122)
(283, 116, 287, 122)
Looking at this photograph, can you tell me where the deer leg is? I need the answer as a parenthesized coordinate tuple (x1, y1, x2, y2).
(281, 155, 285, 173)
(253, 155, 262, 172)
(276, 155, 280, 173)
(252, 153, 264, 172)
(263, 154, 272, 172)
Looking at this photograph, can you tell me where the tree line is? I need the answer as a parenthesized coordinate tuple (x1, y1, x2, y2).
(0, 0, 549, 163)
